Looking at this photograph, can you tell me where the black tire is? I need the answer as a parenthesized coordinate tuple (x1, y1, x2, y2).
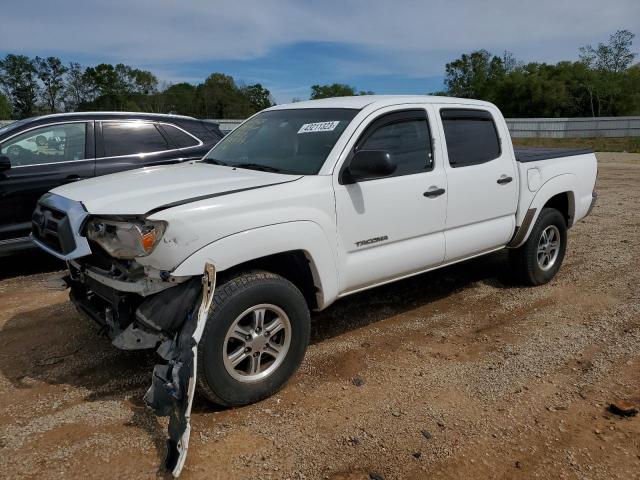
(509, 208, 567, 286)
(197, 270, 310, 407)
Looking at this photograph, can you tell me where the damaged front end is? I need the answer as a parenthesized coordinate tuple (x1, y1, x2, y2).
(32, 194, 215, 476)
(65, 259, 215, 477)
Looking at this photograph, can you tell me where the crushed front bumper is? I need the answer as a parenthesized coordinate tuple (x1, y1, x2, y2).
(65, 260, 216, 477)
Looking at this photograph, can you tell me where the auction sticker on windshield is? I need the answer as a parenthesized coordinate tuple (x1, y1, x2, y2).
(298, 121, 340, 134)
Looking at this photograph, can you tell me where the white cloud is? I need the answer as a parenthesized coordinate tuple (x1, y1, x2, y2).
(1, 0, 638, 78)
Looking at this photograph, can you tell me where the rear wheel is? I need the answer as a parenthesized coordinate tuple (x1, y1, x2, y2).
(509, 208, 567, 286)
(197, 271, 310, 407)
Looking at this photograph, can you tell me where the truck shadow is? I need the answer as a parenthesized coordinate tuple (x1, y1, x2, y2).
(310, 249, 516, 344)
(0, 250, 515, 458)
(0, 301, 168, 459)
(0, 248, 65, 280)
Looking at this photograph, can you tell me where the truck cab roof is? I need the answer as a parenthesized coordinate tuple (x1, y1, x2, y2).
(267, 94, 497, 111)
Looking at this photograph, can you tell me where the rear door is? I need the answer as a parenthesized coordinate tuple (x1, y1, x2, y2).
(95, 120, 185, 176)
(436, 106, 517, 261)
(0, 121, 94, 241)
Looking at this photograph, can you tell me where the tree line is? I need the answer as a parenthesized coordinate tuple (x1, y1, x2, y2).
(0, 30, 637, 120)
(0, 56, 274, 120)
(441, 30, 639, 117)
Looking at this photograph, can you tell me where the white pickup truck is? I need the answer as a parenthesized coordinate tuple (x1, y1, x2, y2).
(32, 95, 597, 475)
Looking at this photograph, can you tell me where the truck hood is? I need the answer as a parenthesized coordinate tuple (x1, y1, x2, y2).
(51, 162, 302, 215)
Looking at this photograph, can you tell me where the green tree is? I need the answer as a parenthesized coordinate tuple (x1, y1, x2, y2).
(579, 30, 636, 73)
(199, 73, 253, 118)
(241, 83, 274, 111)
(64, 62, 91, 111)
(310, 83, 357, 99)
(579, 30, 638, 116)
(81, 63, 158, 110)
(0, 54, 39, 118)
(491, 63, 573, 117)
(35, 56, 68, 112)
(0, 93, 11, 118)
(444, 50, 512, 100)
(161, 82, 200, 116)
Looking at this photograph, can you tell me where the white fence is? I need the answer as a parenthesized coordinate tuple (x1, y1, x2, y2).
(3, 117, 640, 138)
(506, 116, 640, 138)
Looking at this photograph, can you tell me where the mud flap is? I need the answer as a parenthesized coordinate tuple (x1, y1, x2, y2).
(143, 262, 216, 477)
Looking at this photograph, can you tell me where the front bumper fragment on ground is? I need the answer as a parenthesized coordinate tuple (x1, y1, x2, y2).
(144, 262, 216, 477)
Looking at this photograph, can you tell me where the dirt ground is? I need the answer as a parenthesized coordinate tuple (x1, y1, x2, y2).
(1, 152, 639, 480)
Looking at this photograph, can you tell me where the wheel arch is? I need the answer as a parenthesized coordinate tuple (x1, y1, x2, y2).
(171, 221, 339, 310)
(510, 174, 576, 248)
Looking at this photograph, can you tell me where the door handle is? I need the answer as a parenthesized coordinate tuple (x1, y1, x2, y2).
(423, 187, 446, 198)
(497, 176, 513, 185)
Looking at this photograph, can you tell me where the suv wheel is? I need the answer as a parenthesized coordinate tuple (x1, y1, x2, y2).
(509, 207, 568, 286)
(197, 271, 310, 406)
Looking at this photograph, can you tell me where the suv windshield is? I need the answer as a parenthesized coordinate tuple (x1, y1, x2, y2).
(203, 108, 358, 174)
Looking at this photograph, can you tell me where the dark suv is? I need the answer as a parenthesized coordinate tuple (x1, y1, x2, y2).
(0, 112, 223, 256)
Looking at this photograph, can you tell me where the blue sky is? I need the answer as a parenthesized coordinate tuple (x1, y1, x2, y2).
(1, 1, 638, 103)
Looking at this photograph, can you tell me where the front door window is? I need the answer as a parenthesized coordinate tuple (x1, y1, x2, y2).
(1, 123, 87, 167)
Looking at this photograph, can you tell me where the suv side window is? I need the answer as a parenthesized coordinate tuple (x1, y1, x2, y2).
(440, 109, 501, 167)
(0, 123, 87, 167)
(158, 124, 200, 148)
(101, 122, 168, 157)
(356, 110, 433, 178)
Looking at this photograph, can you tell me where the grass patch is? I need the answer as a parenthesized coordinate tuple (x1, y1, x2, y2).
(512, 137, 640, 153)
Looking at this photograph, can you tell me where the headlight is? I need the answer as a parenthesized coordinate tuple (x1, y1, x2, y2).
(86, 218, 167, 259)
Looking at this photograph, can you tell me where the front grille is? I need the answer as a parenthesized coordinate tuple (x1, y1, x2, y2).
(32, 204, 77, 255)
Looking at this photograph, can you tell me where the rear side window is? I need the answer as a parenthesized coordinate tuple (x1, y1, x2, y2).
(101, 122, 168, 157)
(160, 124, 200, 148)
(440, 109, 501, 167)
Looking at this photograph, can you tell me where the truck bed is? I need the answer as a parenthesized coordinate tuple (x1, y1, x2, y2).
(514, 147, 593, 163)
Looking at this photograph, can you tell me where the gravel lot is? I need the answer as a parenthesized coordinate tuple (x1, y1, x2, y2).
(1, 152, 638, 480)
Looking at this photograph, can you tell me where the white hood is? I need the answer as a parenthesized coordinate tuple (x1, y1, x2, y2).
(51, 162, 300, 215)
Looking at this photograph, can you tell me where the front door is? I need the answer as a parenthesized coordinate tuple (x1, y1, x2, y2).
(333, 107, 447, 294)
(0, 121, 94, 241)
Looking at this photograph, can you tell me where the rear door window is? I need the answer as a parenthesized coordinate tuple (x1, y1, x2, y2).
(440, 109, 501, 167)
(101, 121, 168, 157)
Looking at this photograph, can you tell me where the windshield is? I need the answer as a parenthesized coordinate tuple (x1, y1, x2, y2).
(203, 108, 359, 174)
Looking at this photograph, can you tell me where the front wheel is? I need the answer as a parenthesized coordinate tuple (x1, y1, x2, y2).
(197, 271, 310, 407)
(509, 207, 567, 286)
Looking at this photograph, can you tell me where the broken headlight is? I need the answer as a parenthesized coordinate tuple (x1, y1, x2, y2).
(86, 217, 167, 259)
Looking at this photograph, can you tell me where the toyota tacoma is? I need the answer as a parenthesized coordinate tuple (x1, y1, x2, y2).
(31, 95, 598, 475)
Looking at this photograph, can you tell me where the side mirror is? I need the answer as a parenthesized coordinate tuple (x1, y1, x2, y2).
(0, 155, 10, 172)
(344, 150, 396, 183)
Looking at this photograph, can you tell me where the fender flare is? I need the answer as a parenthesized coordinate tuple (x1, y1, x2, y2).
(171, 221, 339, 309)
(509, 174, 576, 248)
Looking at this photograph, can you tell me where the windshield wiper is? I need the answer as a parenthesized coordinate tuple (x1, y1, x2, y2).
(200, 158, 229, 166)
(235, 163, 282, 173)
